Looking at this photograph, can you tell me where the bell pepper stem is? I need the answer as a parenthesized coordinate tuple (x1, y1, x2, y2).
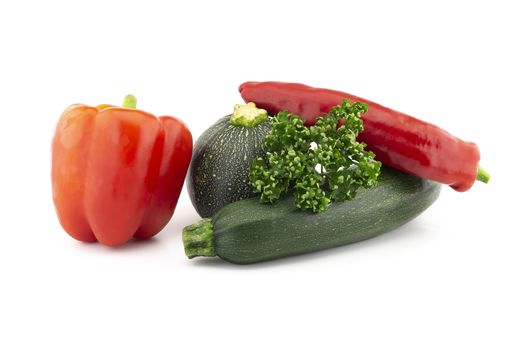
(122, 94, 137, 109)
(476, 165, 490, 184)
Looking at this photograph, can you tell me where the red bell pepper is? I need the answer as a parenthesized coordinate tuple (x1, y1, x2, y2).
(239, 81, 489, 191)
(51, 95, 192, 246)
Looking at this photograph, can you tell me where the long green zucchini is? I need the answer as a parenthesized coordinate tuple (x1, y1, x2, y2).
(183, 167, 441, 264)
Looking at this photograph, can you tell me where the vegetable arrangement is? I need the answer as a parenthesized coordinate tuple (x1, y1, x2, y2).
(51, 82, 489, 263)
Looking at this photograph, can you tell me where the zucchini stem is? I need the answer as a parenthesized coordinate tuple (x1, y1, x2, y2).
(476, 165, 490, 184)
(182, 218, 216, 258)
(230, 102, 268, 127)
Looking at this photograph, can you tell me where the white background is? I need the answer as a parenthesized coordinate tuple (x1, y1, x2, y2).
(1, 1, 524, 349)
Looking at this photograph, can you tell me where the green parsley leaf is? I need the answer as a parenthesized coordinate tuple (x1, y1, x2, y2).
(249, 99, 381, 213)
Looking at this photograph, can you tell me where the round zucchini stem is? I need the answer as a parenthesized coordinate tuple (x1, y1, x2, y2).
(230, 102, 268, 127)
(182, 218, 216, 258)
(476, 165, 490, 184)
(122, 94, 137, 109)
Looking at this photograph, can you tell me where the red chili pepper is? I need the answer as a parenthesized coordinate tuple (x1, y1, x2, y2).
(51, 95, 192, 246)
(239, 81, 489, 191)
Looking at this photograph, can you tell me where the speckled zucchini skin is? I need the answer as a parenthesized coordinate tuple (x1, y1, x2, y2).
(187, 115, 271, 217)
(211, 167, 441, 264)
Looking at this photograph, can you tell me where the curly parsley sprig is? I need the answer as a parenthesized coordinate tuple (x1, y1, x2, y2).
(249, 99, 381, 213)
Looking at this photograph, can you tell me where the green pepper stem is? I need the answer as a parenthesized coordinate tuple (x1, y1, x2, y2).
(122, 94, 137, 109)
(476, 165, 490, 184)
(182, 218, 216, 259)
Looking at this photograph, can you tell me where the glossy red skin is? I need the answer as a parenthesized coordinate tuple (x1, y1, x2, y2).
(52, 104, 192, 246)
(239, 81, 480, 192)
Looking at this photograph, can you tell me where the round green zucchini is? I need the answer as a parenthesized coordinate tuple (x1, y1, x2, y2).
(183, 167, 441, 264)
(187, 103, 271, 217)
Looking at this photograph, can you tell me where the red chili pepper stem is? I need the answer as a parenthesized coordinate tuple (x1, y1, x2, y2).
(477, 165, 490, 184)
(122, 94, 137, 109)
